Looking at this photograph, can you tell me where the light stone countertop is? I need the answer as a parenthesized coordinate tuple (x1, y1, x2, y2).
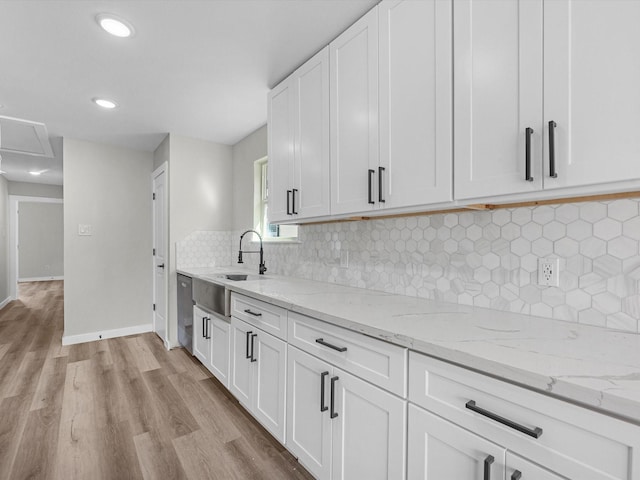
(179, 266, 640, 425)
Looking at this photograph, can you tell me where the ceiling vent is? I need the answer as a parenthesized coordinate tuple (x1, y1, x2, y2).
(0, 115, 54, 158)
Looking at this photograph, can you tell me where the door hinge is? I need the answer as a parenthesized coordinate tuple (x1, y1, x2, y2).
(153, 248, 156, 256)
(153, 193, 156, 200)
(153, 304, 156, 311)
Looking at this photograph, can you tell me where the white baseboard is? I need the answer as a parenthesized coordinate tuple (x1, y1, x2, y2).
(19, 276, 64, 282)
(62, 323, 153, 346)
(0, 296, 12, 310)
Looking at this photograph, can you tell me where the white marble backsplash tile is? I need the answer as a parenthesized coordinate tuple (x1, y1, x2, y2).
(176, 230, 232, 269)
(234, 199, 640, 334)
(182, 200, 640, 333)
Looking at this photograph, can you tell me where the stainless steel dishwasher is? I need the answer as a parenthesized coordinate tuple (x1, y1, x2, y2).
(177, 274, 194, 353)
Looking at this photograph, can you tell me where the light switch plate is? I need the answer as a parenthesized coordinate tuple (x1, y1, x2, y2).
(78, 224, 92, 236)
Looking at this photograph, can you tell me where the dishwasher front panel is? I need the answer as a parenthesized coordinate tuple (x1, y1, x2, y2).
(177, 274, 193, 353)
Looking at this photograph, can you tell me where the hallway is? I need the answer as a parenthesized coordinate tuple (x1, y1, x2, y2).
(0, 281, 312, 479)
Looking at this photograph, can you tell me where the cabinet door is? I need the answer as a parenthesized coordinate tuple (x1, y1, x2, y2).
(208, 316, 230, 388)
(331, 369, 406, 480)
(229, 317, 254, 408)
(379, 0, 452, 208)
(286, 346, 333, 480)
(408, 404, 505, 480)
(330, 7, 379, 215)
(252, 330, 287, 443)
(454, 0, 543, 200)
(192, 306, 209, 364)
(268, 77, 295, 223)
(544, 1, 640, 189)
(506, 452, 565, 480)
(294, 47, 330, 220)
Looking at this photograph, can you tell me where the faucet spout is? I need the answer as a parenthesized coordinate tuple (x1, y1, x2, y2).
(238, 230, 267, 275)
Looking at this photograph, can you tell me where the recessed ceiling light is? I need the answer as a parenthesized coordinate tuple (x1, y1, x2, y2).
(93, 98, 118, 109)
(96, 13, 134, 38)
(29, 170, 42, 176)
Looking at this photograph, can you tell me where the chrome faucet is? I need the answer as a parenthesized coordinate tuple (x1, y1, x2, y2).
(238, 230, 267, 275)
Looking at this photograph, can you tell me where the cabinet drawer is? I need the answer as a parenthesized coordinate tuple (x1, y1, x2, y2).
(230, 293, 287, 341)
(409, 352, 640, 480)
(288, 311, 407, 397)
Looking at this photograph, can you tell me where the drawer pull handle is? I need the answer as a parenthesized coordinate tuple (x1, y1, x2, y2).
(548, 120, 558, 178)
(202, 317, 207, 338)
(320, 371, 329, 412)
(244, 309, 262, 317)
(466, 400, 543, 439)
(484, 455, 494, 480)
(511, 471, 522, 480)
(330, 376, 339, 419)
(250, 334, 257, 362)
(525, 127, 534, 182)
(292, 188, 298, 214)
(368, 169, 375, 204)
(245, 330, 253, 359)
(315, 338, 347, 352)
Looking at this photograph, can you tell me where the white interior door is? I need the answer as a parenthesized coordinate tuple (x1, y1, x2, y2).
(152, 165, 167, 346)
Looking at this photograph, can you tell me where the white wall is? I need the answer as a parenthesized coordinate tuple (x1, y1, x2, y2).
(63, 139, 153, 341)
(232, 125, 267, 231)
(0, 176, 9, 307)
(18, 202, 64, 280)
(8, 181, 63, 199)
(162, 134, 233, 347)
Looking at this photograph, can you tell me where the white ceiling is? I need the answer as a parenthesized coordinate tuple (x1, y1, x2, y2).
(0, 0, 378, 186)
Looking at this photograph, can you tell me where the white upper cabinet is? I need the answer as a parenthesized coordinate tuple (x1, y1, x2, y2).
(543, 0, 640, 189)
(294, 47, 331, 219)
(379, 0, 452, 208)
(268, 47, 330, 222)
(330, 7, 379, 215)
(454, 0, 544, 200)
(456, 0, 640, 201)
(268, 79, 295, 223)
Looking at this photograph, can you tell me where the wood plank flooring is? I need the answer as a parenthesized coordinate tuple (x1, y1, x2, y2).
(0, 281, 314, 480)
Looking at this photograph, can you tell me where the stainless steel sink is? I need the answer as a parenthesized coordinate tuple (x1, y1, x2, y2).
(193, 277, 229, 317)
(225, 274, 248, 281)
(201, 272, 267, 282)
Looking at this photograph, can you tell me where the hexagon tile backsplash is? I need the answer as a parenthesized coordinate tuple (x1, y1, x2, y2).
(176, 230, 232, 269)
(187, 199, 640, 334)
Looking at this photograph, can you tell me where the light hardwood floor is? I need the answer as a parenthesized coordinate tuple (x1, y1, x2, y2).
(0, 281, 314, 480)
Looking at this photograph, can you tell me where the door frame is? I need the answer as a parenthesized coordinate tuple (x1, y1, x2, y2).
(152, 162, 169, 349)
(8, 195, 63, 300)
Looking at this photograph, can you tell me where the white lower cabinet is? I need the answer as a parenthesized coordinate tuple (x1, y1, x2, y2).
(193, 305, 230, 387)
(193, 305, 210, 364)
(408, 352, 640, 480)
(207, 315, 230, 388)
(287, 345, 406, 480)
(506, 452, 565, 480)
(408, 404, 505, 480)
(230, 316, 287, 443)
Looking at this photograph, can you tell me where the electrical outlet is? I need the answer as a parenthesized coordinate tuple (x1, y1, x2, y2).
(537, 257, 559, 286)
(340, 250, 349, 269)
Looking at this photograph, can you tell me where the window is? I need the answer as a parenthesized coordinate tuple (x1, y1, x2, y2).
(254, 157, 298, 241)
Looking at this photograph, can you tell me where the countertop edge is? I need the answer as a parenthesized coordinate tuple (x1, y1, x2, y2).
(178, 267, 640, 425)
